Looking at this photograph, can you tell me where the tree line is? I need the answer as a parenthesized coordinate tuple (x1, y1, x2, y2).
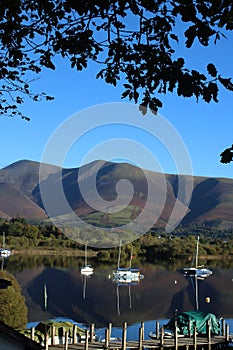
(1, 217, 232, 261)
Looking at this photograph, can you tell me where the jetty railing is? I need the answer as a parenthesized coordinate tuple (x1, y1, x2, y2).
(28, 319, 231, 350)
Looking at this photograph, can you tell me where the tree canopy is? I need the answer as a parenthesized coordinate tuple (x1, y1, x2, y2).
(0, 270, 28, 328)
(1, 0, 233, 121)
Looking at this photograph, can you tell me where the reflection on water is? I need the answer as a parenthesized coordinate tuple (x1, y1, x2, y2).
(3, 255, 233, 327)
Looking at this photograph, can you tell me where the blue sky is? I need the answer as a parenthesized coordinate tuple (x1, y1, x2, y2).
(1, 31, 233, 179)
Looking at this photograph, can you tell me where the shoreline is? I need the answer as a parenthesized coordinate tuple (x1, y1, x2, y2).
(12, 248, 98, 257)
(11, 248, 233, 260)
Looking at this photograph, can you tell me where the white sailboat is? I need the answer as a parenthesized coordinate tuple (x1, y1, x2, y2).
(0, 232, 11, 257)
(183, 236, 212, 279)
(110, 242, 144, 315)
(80, 245, 93, 277)
(80, 245, 93, 300)
(112, 241, 144, 283)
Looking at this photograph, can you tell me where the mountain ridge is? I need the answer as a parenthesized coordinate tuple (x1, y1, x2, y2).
(0, 159, 233, 229)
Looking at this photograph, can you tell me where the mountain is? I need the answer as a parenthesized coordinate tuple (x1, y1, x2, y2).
(0, 183, 46, 220)
(0, 159, 233, 229)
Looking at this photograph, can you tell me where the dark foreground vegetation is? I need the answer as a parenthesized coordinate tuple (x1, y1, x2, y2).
(0, 217, 233, 262)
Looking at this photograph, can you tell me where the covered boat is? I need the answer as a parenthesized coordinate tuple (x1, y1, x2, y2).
(164, 310, 221, 336)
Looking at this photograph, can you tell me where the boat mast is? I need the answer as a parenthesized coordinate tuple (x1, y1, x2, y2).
(84, 244, 87, 266)
(117, 240, 122, 269)
(2, 232, 5, 248)
(129, 246, 133, 269)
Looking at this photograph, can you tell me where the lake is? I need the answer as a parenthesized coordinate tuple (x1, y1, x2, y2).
(3, 255, 233, 335)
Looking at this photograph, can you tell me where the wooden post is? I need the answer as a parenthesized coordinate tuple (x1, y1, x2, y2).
(90, 323, 95, 342)
(108, 323, 112, 343)
(64, 331, 69, 350)
(193, 326, 197, 350)
(156, 321, 160, 340)
(141, 321, 144, 340)
(45, 333, 49, 350)
(207, 320, 211, 350)
(122, 322, 127, 350)
(188, 319, 192, 337)
(138, 326, 143, 350)
(105, 328, 109, 348)
(31, 327, 35, 341)
(225, 324, 229, 342)
(174, 325, 178, 350)
(85, 329, 89, 350)
(72, 324, 77, 344)
(221, 319, 225, 336)
(160, 326, 164, 347)
(51, 326, 55, 345)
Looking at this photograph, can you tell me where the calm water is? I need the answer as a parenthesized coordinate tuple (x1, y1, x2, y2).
(3, 255, 233, 334)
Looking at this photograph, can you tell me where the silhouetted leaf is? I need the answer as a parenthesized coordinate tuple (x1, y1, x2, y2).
(170, 34, 179, 42)
(139, 104, 147, 116)
(207, 63, 217, 78)
(218, 76, 233, 91)
(220, 145, 233, 163)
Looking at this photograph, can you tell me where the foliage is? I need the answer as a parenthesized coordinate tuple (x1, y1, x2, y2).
(1, 1, 233, 120)
(0, 217, 233, 263)
(0, 217, 79, 249)
(220, 144, 233, 164)
(0, 270, 28, 328)
(141, 227, 233, 262)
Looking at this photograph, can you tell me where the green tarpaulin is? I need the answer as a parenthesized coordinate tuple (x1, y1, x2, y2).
(164, 310, 221, 335)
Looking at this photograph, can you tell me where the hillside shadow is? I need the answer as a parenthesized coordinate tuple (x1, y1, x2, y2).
(182, 178, 219, 223)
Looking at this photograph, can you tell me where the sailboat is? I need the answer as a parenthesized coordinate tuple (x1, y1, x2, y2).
(112, 241, 144, 283)
(0, 232, 11, 257)
(110, 242, 144, 315)
(183, 236, 212, 279)
(80, 245, 93, 277)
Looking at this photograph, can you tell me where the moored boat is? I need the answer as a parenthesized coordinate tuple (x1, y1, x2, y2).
(0, 232, 11, 257)
(81, 245, 93, 277)
(183, 236, 212, 279)
(111, 241, 144, 283)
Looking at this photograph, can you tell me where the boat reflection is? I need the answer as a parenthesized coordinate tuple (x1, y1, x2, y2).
(112, 278, 142, 316)
(112, 269, 144, 284)
(81, 274, 92, 300)
(80, 244, 94, 300)
(111, 269, 144, 315)
(191, 275, 199, 310)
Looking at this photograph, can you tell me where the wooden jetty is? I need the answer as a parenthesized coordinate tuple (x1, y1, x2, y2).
(32, 319, 232, 350)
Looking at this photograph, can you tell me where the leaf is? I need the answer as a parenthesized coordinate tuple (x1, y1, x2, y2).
(170, 33, 179, 42)
(185, 25, 197, 48)
(208, 82, 218, 102)
(121, 89, 131, 99)
(218, 76, 233, 91)
(123, 83, 132, 89)
(207, 63, 217, 78)
(45, 96, 55, 101)
(220, 146, 233, 163)
(139, 104, 147, 116)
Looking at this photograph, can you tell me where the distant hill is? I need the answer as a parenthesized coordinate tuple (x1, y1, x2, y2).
(0, 159, 233, 229)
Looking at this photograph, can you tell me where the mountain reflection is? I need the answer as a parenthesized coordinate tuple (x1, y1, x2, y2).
(5, 256, 233, 327)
